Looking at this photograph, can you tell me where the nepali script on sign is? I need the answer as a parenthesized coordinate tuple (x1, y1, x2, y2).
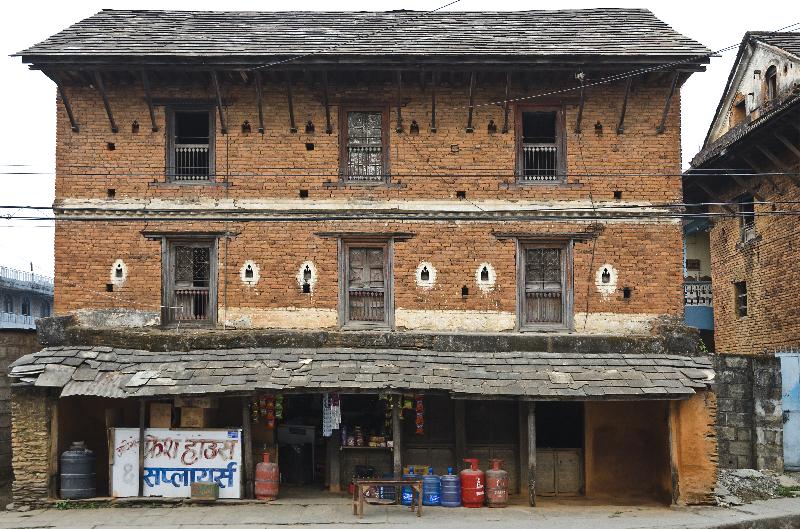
(111, 428, 242, 498)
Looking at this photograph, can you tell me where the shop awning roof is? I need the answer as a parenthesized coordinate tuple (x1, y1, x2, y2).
(9, 346, 714, 400)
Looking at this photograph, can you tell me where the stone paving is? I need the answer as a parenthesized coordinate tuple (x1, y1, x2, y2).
(0, 496, 799, 529)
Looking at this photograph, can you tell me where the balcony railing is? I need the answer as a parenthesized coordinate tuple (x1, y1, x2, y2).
(521, 143, 559, 182)
(0, 312, 36, 329)
(525, 291, 563, 324)
(173, 144, 210, 181)
(0, 266, 54, 295)
(348, 290, 385, 322)
(171, 288, 210, 321)
(684, 281, 712, 307)
(345, 145, 384, 182)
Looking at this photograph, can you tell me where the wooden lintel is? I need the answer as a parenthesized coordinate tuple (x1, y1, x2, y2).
(656, 71, 679, 134)
(395, 71, 404, 133)
(466, 71, 476, 133)
(55, 79, 79, 132)
(254, 71, 265, 134)
(137, 400, 146, 497)
(286, 72, 297, 133)
(502, 72, 511, 134)
(775, 131, 800, 161)
(527, 401, 536, 506)
(322, 71, 332, 134)
(617, 77, 632, 134)
(210, 71, 228, 134)
(94, 71, 118, 133)
(430, 71, 438, 133)
(140, 70, 158, 132)
(575, 83, 585, 134)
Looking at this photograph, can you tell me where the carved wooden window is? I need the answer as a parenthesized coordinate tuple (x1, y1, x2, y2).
(735, 281, 748, 318)
(165, 240, 216, 324)
(516, 106, 566, 183)
(341, 109, 388, 183)
(343, 243, 390, 326)
(518, 241, 572, 329)
(166, 108, 215, 182)
(737, 194, 756, 242)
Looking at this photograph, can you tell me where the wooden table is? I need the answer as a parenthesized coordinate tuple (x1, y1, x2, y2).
(352, 478, 423, 517)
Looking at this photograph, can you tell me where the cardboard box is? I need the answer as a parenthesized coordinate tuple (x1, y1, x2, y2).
(190, 481, 219, 501)
(175, 397, 219, 409)
(149, 402, 173, 428)
(180, 407, 213, 428)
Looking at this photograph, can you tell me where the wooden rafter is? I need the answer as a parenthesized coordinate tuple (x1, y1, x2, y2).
(756, 144, 790, 172)
(210, 71, 228, 134)
(656, 71, 679, 134)
(94, 71, 118, 133)
(322, 71, 332, 134)
(616, 77, 632, 134)
(502, 72, 511, 134)
(466, 71, 476, 133)
(140, 70, 158, 132)
(693, 178, 736, 214)
(286, 71, 297, 133)
(730, 174, 764, 201)
(395, 71, 403, 133)
(430, 71, 438, 133)
(254, 70, 265, 134)
(775, 131, 800, 161)
(54, 77, 79, 133)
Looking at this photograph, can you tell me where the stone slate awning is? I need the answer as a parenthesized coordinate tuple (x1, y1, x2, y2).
(9, 346, 714, 400)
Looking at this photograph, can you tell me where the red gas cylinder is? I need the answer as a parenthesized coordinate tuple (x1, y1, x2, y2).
(460, 458, 485, 508)
(255, 452, 279, 500)
(485, 459, 508, 508)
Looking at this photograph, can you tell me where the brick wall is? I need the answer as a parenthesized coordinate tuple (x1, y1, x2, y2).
(0, 330, 41, 485)
(10, 387, 51, 507)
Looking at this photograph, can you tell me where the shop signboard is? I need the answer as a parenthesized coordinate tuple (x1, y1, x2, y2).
(111, 428, 242, 498)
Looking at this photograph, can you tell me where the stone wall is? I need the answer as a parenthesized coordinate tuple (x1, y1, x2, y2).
(713, 354, 783, 471)
(0, 330, 41, 485)
(10, 387, 51, 508)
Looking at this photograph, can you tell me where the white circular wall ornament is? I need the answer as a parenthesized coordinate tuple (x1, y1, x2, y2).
(475, 262, 496, 292)
(109, 259, 128, 286)
(240, 260, 260, 286)
(415, 261, 437, 290)
(595, 263, 618, 300)
(296, 261, 318, 293)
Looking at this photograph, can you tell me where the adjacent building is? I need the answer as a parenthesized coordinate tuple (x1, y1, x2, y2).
(10, 9, 717, 508)
(684, 32, 800, 472)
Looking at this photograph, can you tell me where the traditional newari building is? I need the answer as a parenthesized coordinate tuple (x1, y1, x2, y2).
(10, 9, 717, 508)
(684, 32, 800, 473)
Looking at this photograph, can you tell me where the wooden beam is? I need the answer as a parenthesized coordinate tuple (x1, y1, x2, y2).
(616, 77, 632, 134)
(575, 83, 585, 134)
(322, 71, 332, 134)
(466, 71, 476, 133)
(527, 401, 536, 507)
(210, 71, 228, 134)
(140, 70, 158, 132)
(667, 402, 680, 505)
(392, 394, 402, 477)
(518, 401, 528, 496)
(94, 71, 118, 133)
(775, 131, 800, 161)
(48, 399, 59, 499)
(55, 79, 79, 133)
(739, 152, 768, 174)
(241, 397, 254, 499)
(730, 174, 764, 201)
(137, 400, 146, 497)
(502, 72, 511, 134)
(430, 71, 438, 133)
(454, 400, 465, 469)
(254, 71, 265, 134)
(739, 153, 779, 193)
(328, 432, 341, 491)
(395, 71, 404, 133)
(656, 71, 679, 134)
(694, 179, 736, 214)
(756, 144, 790, 172)
(286, 72, 298, 133)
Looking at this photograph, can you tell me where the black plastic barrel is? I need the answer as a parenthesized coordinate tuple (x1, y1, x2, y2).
(60, 441, 96, 499)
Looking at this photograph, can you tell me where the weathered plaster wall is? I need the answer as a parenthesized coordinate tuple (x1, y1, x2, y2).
(10, 387, 51, 507)
(671, 390, 718, 505)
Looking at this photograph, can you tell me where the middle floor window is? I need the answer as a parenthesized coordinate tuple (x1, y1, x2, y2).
(164, 239, 216, 325)
(519, 243, 571, 329)
(342, 242, 392, 327)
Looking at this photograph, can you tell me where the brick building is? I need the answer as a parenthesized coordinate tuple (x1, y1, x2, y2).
(10, 9, 717, 507)
(684, 32, 800, 472)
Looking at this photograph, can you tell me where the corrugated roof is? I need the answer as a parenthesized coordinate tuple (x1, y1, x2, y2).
(17, 9, 710, 61)
(9, 346, 714, 400)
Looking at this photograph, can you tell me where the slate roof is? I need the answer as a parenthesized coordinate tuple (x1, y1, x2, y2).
(753, 32, 800, 58)
(9, 346, 714, 400)
(17, 9, 710, 61)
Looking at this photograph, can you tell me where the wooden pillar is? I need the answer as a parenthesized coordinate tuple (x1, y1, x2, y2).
(527, 402, 536, 506)
(48, 399, 59, 499)
(392, 394, 402, 477)
(454, 400, 466, 469)
(518, 401, 528, 496)
(241, 397, 254, 499)
(328, 431, 342, 491)
(667, 401, 680, 505)
(137, 400, 146, 497)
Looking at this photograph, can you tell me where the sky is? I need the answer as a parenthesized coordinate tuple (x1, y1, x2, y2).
(0, 1, 796, 277)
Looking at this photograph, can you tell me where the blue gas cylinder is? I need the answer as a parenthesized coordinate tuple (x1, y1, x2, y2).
(422, 468, 441, 506)
(440, 467, 461, 507)
(401, 468, 419, 506)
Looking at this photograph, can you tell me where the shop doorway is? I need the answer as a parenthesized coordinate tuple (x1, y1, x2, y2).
(535, 402, 584, 497)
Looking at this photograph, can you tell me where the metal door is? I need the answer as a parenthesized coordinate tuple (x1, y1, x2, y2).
(779, 353, 800, 470)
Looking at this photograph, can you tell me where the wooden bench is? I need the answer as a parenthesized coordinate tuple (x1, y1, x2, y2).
(352, 478, 423, 517)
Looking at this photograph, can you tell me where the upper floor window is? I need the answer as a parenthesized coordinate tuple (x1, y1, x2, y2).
(517, 108, 565, 183)
(737, 194, 756, 242)
(519, 243, 571, 328)
(734, 281, 748, 318)
(40, 301, 51, 318)
(341, 242, 391, 328)
(164, 240, 216, 324)
(21, 298, 31, 317)
(730, 99, 746, 127)
(766, 65, 778, 102)
(167, 108, 215, 182)
(2, 295, 12, 314)
(341, 109, 388, 183)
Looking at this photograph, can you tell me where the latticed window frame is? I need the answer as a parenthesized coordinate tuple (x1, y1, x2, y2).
(515, 104, 567, 185)
(516, 240, 573, 331)
(165, 105, 216, 184)
(162, 238, 218, 326)
(338, 239, 394, 329)
(339, 106, 390, 185)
